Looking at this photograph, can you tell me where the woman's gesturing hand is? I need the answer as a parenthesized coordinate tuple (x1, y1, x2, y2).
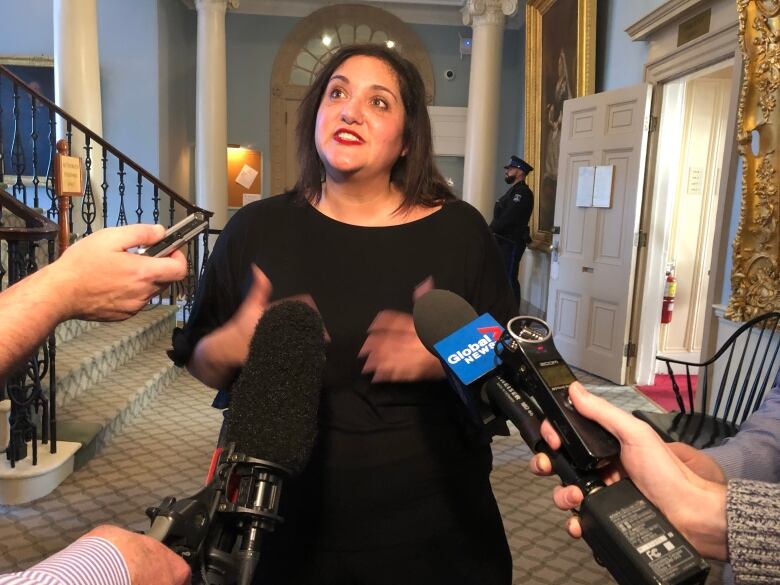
(359, 310, 443, 383)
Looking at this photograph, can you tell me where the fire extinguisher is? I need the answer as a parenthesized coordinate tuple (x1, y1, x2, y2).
(661, 271, 677, 324)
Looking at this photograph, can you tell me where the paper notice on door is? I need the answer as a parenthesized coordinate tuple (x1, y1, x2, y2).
(576, 166, 595, 207)
(593, 165, 614, 208)
(235, 164, 259, 189)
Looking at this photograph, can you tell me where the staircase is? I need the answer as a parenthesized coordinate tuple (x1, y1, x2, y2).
(0, 307, 185, 504)
(0, 63, 214, 504)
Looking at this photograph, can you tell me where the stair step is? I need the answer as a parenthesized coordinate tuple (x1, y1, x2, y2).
(56, 421, 103, 471)
(54, 319, 99, 345)
(48, 305, 177, 408)
(57, 335, 182, 452)
(0, 301, 189, 505)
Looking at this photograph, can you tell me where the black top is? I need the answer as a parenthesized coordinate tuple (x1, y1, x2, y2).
(173, 192, 514, 550)
(490, 181, 534, 245)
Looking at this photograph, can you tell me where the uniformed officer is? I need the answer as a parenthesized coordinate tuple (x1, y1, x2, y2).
(489, 155, 534, 305)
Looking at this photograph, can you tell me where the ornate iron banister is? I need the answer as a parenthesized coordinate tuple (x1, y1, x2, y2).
(0, 64, 214, 470)
(0, 188, 58, 240)
(0, 188, 58, 467)
(0, 65, 209, 219)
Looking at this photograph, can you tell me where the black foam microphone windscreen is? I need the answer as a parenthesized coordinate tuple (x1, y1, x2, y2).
(413, 289, 478, 351)
(225, 300, 326, 475)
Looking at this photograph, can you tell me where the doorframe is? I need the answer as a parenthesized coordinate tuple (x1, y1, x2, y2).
(628, 21, 742, 385)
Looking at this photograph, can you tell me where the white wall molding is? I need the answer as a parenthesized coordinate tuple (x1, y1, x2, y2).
(428, 106, 467, 156)
(644, 22, 738, 84)
(626, 0, 712, 41)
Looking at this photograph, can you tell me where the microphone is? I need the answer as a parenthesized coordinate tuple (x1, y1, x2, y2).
(146, 300, 326, 585)
(413, 290, 710, 585)
(414, 289, 618, 471)
(413, 290, 582, 483)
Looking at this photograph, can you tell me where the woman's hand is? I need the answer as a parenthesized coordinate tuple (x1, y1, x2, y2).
(223, 264, 273, 364)
(528, 382, 728, 560)
(359, 310, 444, 383)
(188, 265, 272, 388)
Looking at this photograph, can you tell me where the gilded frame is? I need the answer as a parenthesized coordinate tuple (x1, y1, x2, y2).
(524, 0, 596, 247)
(725, 0, 780, 320)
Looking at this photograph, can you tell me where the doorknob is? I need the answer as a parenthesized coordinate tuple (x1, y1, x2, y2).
(549, 242, 559, 254)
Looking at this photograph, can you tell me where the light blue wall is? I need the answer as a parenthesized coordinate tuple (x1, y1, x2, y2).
(495, 27, 524, 199)
(226, 13, 298, 198)
(158, 0, 197, 200)
(99, 0, 160, 178)
(0, 0, 53, 56)
(597, 0, 664, 91)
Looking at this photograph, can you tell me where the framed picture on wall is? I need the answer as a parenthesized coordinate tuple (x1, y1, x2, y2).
(524, 0, 596, 247)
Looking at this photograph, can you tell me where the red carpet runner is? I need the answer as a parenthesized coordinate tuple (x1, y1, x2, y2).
(636, 374, 697, 412)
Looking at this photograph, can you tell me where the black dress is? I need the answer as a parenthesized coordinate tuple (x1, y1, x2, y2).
(173, 192, 515, 585)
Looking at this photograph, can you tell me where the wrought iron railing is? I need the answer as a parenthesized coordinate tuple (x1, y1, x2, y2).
(0, 64, 213, 468)
(0, 189, 58, 467)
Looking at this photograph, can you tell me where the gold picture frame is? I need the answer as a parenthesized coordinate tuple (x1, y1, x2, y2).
(524, 0, 596, 247)
(726, 0, 780, 320)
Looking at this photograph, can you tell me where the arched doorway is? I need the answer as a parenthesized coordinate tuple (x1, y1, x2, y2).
(269, 4, 434, 194)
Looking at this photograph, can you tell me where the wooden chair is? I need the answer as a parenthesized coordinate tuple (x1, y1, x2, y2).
(634, 312, 780, 449)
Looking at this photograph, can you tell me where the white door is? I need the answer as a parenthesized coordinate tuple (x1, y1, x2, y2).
(546, 84, 653, 384)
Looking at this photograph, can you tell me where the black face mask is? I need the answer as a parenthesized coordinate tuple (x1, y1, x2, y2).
(504, 175, 514, 184)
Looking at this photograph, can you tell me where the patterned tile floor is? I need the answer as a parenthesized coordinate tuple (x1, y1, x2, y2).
(0, 368, 724, 584)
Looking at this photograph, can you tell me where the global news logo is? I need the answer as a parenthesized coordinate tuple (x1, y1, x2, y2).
(434, 315, 504, 385)
(446, 332, 497, 365)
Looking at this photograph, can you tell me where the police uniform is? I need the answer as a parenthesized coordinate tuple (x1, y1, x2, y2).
(490, 156, 534, 305)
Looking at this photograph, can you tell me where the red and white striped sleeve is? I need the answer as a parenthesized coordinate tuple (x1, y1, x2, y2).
(0, 536, 130, 585)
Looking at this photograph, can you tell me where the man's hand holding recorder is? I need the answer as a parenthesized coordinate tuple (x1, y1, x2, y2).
(530, 381, 729, 561)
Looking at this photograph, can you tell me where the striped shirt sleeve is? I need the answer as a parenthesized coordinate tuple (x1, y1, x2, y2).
(0, 536, 131, 585)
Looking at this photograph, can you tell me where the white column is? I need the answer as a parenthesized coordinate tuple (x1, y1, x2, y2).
(53, 0, 103, 233)
(462, 0, 518, 219)
(195, 0, 237, 229)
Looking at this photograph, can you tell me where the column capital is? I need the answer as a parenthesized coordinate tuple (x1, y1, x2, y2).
(194, 0, 239, 13)
(462, 0, 518, 27)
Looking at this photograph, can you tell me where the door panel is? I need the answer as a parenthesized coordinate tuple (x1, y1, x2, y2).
(562, 156, 593, 256)
(554, 292, 581, 340)
(547, 84, 653, 384)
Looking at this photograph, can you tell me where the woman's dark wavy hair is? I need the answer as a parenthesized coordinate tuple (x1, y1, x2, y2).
(294, 43, 455, 210)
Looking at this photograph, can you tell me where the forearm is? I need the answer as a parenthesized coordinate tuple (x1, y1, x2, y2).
(187, 324, 244, 389)
(703, 387, 780, 482)
(0, 265, 71, 378)
(0, 536, 130, 585)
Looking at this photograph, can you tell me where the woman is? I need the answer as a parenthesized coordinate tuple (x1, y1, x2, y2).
(173, 44, 514, 584)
